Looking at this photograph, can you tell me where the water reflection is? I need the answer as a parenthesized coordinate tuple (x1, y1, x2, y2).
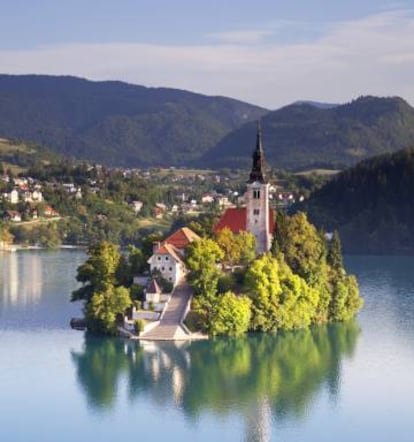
(72, 322, 360, 439)
(0, 252, 42, 306)
(0, 250, 85, 329)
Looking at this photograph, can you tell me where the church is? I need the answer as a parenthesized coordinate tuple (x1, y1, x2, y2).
(215, 123, 275, 254)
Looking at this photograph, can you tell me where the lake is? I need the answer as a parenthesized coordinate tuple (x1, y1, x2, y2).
(0, 250, 413, 441)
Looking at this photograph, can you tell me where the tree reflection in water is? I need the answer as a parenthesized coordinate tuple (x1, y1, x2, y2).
(72, 321, 360, 438)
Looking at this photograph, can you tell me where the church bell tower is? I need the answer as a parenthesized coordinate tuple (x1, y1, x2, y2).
(246, 122, 271, 254)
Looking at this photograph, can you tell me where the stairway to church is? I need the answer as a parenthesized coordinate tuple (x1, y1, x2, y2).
(140, 281, 194, 341)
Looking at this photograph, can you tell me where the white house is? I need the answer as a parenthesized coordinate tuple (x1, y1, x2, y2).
(31, 190, 43, 202)
(217, 196, 230, 207)
(7, 189, 19, 204)
(201, 194, 215, 204)
(147, 227, 200, 286)
(130, 200, 143, 214)
(148, 242, 187, 286)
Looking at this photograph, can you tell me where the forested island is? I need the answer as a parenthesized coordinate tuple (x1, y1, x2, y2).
(71, 211, 363, 338)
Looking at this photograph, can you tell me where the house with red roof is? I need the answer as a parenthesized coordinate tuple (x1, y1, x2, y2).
(147, 227, 200, 286)
(215, 123, 275, 254)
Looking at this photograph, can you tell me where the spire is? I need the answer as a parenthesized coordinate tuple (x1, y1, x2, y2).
(248, 120, 266, 183)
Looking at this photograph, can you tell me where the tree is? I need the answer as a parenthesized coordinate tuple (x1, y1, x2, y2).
(215, 228, 256, 267)
(86, 285, 131, 335)
(237, 231, 257, 265)
(245, 253, 319, 331)
(274, 212, 328, 288)
(327, 230, 344, 273)
(72, 241, 122, 302)
(186, 238, 224, 299)
(329, 275, 363, 322)
(71, 240, 134, 336)
(216, 227, 239, 266)
(209, 292, 251, 337)
(127, 245, 146, 275)
(271, 211, 289, 255)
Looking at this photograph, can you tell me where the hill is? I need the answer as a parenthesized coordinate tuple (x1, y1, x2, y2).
(0, 137, 61, 173)
(0, 75, 266, 167)
(301, 147, 414, 254)
(201, 96, 414, 171)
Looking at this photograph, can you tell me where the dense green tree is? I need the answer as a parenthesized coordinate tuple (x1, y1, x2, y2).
(71, 240, 139, 335)
(273, 212, 328, 289)
(329, 275, 363, 322)
(215, 227, 256, 267)
(72, 241, 122, 302)
(127, 245, 146, 275)
(86, 285, 131, 335)
(237, 231, 257, 265)
(244, 253, 319, 331)
(215, 227, 239, 266)
(327, 231, 344, 273)
(209, 292, 251, 337)
(186, 238, 224, 299)
(271, 211, 289, 255)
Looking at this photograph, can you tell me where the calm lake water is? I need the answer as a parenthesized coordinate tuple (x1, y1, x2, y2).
(0, 251, 413, 442)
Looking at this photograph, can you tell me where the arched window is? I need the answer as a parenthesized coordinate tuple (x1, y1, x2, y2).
(253, 189, 261, 199)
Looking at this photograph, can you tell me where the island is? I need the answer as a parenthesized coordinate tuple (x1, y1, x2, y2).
(71, 125, 363, 339)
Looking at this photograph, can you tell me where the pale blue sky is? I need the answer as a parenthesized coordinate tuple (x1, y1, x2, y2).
(1, 0, 414, 107)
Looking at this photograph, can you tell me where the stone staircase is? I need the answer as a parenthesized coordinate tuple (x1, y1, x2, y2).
(140, 281, 193, 341)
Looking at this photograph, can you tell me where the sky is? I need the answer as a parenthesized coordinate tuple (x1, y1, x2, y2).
(1, 0, 414, 109)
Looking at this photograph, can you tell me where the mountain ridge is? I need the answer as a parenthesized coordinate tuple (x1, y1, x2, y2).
(2, 75, 414, 171)
(0, 74, 267, 167)
(201, 95, 414, 171)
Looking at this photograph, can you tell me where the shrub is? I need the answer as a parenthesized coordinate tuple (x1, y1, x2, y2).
(134, 319, 145, 335)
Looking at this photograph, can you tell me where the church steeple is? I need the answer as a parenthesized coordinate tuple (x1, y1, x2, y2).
(248, 121, 267, 184)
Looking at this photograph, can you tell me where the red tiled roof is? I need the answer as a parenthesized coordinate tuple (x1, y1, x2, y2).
(154, 243, 184, 264)
(215, 207, 275, 235)
(214, 207, 247, 234)
(164, 227, 200, 250)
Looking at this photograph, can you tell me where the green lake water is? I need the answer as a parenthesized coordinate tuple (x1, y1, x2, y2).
(0, 250, 413, 441)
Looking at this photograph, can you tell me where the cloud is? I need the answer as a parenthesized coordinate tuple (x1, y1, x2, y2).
(207, 29, 275, 44)
(1, 9, 414, 109)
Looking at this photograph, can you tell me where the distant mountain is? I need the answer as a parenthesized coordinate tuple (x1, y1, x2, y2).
(292, 100, 339, 109)
(0, 75, 266, 167)
(201, 96, 414, 171)
(301, 147, 414, 254)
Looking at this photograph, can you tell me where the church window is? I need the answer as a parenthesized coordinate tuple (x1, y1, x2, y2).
(253, 209, 260, 216)
(253, 189, 261, 199)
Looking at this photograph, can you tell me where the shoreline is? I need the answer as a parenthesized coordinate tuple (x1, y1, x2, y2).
(0, 244, 87, 253)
